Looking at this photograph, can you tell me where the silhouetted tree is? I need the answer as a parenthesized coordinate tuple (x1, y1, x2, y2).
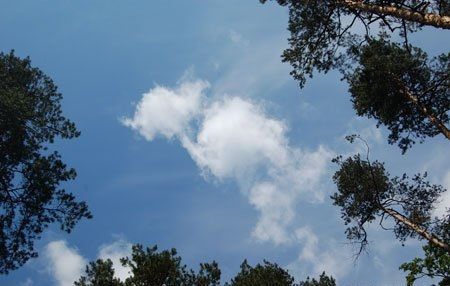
(299, 272, 336, 286)
(227, 260, 295, 286)
(400, 216, 450, 286)
(347, 37, 449, 152)
(75, 244, 220, 286)
(331, 136, 449, 284)
(261, 0, 450, 151)
(75, 244, 336, 286)
(75, 259, 122, 286)
(261, 0, 450, 86)
(0, 51, 91, 273)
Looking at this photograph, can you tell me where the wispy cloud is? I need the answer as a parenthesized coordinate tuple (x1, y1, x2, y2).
(228, 29, 249, 46)
(288, 226, 352, 281)
(211, 33, 291, 97)
(20, 278, 34, 286)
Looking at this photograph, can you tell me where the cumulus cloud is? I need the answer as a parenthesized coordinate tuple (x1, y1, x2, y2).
(123, 78, 334, 245)
(182, 97, 290, 181)
(121, 80, 209, 140)
(98, 239, 132, 281)
(43, 239, 132, 285)
(44, 241, 87, 286)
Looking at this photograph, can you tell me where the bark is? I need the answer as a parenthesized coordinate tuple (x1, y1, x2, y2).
(382, 207, 450, 252)
(394, 76, 450, 140)
(403, 88, 450, 140)
(336, 0, 450, 29)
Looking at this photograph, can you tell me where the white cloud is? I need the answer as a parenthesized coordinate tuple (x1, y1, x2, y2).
(98, 240, 132, 281)
(122, 79, 209, 140)
(44, 241, 87, 286)
(182, 97, 290, 181)
(249, 182, 295, 244)
(123, 78, 334, 245)
(43, 239, 132, 285)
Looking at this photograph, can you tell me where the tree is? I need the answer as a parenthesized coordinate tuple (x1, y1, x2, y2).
(400, 217, 450, 286)
(261, 0, 450, 152)
(122, 244, 220, 286)
(260, 2, 449, 283)
(347, 37, 450, 152)
(299, 272, 336, 286)
(76, 244, 336, 286)
(0, 51, 91, 274)
(75, 259, 122, 286)
(227, 260, 335, 286)
(75, 244, 221, 286)
(332, 153, 448, 252)
(350, 36, 448, 154)
(331, 136, 449, 283)
(260, 0, 450, 86)
(227, 260, 295, 286)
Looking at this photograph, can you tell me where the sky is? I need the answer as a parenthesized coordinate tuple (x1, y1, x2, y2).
(1, 1, 449, 285)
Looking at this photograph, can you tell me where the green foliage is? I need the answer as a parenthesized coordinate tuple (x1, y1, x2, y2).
(76, 244, 336, 286)
(261, 0, 350, 87)
(227, 261, 335, 286)
(121, 245, 188, 286)
(299, 272, 336, 286)
(400, 217, 450, 285)
(347, 38, 450, 152)
(262, 0, 450, 150)
(400, 243, 450, 286)
(227, 260, 295, 286)
(75, 244, 220, 286)
(0, 51, 91, 273)
(332, 147, 445, 252)
(260, 0, 450, 283)
(260, 0, 445, 85)
(261, 0, 450, 86)
(332, 140, 449, 282)
(75, 259, 122, 286)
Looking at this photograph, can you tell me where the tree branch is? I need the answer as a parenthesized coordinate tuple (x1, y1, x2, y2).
(336, 0, 450, 29)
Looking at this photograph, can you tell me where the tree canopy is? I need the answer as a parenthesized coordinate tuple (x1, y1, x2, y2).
(0, 51, 91, 273)
(227, 260, 295, 286)
(261, 0, 450, 86)
(331, 136, 449, 284)
(260, 1, 450, 283)
(75, 244, 335, 286)
(76, 244, 221, 286)
(262, 0, 450, 151)
(347, 38, 450, 152)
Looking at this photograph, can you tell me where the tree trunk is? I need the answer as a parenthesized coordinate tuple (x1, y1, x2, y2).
(382, 207, 450, 252)
(394, 76, 450, 140)
(336, 0, 450, 29)
(403, 88, 450, 140)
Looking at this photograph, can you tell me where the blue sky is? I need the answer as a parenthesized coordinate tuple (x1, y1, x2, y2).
(1, 1, 449, 285)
